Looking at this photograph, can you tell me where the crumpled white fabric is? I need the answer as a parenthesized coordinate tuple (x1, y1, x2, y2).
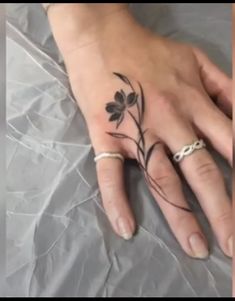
(6, 3, 232, 297)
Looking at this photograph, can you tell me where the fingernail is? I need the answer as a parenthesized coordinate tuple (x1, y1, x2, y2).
(189, 233, 209, 259)
(117, 217, 133, 240)
(227, 235, 233, 257)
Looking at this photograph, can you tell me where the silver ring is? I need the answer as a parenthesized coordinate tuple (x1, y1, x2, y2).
(94, 152, 125, 163)
(173, 139, 206, 163)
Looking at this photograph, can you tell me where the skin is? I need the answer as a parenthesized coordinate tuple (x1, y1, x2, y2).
(233, 4, 235, 297)
(46, 4, 233, 259)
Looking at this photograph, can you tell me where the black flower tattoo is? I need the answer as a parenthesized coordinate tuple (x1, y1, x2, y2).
(105, 72, 191, 212)
(106, 89, 138, 128)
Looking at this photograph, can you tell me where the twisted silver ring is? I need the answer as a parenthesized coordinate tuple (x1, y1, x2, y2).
(94, 152, 125, 163)
(173, 139, 206, 163)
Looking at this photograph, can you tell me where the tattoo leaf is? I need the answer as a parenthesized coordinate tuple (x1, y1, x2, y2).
(145, 141, 160, 169)
(107, 131, 145, 158)
(113, 72, 132, 86)
(116, 114, 124, 129)
(106, 132, 130, 139)
(138, 82, 145, 123)
(128, 110, 145, 151)
(137, 129, 148, 145)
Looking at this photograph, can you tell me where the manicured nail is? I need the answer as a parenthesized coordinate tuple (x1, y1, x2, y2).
(117, 217, 133, 240)
(189, 233, 209, 259)
(227, 235, 233, 257)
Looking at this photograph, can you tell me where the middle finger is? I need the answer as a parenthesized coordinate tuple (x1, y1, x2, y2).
(156, 111, 232, 257)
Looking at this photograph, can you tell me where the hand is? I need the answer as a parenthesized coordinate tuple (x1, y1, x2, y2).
(48, 5, 232, 259)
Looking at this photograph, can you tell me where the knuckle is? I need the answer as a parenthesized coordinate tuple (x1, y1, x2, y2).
(187, 85, 203, 98)
(174, 213, 193, 231)
(88, 114, 105, 131)
(212, 210, 231, 227)
(155, 91, 173, 103)
(193, 161, 221, 181)
(155, 92, 176, 115)
(152, 170, 180, 191)
(192, 46, 204, 57)
(184, 82, 206, 103)
(169, 71, 184, 87)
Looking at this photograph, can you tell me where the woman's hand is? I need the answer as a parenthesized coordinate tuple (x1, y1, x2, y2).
(47, 4, 232, 258)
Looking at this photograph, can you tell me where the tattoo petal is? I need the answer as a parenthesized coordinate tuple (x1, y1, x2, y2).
(127, 92, 138, 107)
(106, 102, 118, 113)
(120, 89, 126, 98)
(109, 112, 122, 122)
(115, 91, 125, 104)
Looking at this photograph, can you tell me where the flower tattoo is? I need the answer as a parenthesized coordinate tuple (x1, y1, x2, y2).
(106, 90, 138, 128)
(105, 72, 191, 212)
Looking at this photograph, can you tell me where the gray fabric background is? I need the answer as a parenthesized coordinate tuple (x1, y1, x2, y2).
(6, 3, 232, 297)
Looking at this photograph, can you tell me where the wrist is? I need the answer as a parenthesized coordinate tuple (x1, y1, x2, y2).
(46, 3, 130, 56)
